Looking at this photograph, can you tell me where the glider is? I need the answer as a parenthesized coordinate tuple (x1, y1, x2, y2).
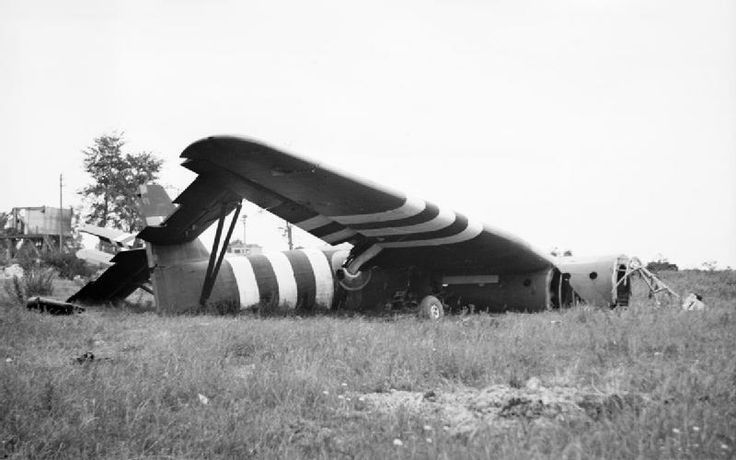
(70, 136, 635, 317)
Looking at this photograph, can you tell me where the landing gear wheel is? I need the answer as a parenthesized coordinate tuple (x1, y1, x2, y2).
(417, 295, 444, 320)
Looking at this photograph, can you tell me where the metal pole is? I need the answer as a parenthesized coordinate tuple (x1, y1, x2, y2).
(59, 174, 63, 252)
(286, 221, 293, 250)
(242, 214, 248, 248)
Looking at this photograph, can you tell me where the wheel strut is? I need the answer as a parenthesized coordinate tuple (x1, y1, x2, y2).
(199, 202, 242, 306)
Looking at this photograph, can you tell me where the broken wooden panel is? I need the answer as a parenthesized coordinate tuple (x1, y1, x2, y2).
(67, 248, 149, 304)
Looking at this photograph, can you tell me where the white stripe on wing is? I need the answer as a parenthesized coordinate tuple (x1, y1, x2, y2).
(379, 220, 484, 248)
(322, 228, 356, 244)
(330, 196, 425, 225)
(359, 207, 455, 237)
(295, 215, 333, 231)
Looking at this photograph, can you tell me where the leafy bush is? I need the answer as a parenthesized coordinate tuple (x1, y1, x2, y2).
(3, 267, 56, 304)
(3, 276, 26, 305)
(11, 246, 41, 271)
(40, 251, 95, 280)
(24, 267, 56, 296)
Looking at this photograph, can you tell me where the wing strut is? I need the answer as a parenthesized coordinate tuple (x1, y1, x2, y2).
(199, 202, 242, 306)
(615, 257, 679, 305)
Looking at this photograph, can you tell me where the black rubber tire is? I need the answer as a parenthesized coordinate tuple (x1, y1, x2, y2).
(417, 295, 444, 320)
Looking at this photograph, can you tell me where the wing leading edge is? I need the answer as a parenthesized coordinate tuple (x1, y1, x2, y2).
(163, 136, 551, 275)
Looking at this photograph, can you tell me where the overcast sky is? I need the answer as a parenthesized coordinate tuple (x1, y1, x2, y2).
(1, 0, 734, 268)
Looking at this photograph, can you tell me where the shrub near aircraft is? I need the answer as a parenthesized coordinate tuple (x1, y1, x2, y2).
(70, 136, 636, 318)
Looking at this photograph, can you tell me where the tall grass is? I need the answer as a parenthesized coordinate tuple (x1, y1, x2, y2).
(0, 270, 734, 458)
(2, 267, 56, 305)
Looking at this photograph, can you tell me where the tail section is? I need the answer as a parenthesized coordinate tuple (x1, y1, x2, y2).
(136, 184, 239, 314)
(136, 183, 348, 315)
(137, 184, 177, 226)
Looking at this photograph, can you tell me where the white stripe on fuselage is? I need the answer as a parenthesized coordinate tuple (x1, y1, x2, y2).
(301, 249, 335, 309)
(227, 256, 260, 309)
(264, 252, 298, 309)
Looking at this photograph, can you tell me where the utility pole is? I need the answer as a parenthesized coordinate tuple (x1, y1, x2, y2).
(59, 174, 63, 252)
(285, 220, 293, 250)
(241, 214, 248, 245)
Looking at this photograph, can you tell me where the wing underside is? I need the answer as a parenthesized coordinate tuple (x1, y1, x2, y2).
(144, 136, 552, 275)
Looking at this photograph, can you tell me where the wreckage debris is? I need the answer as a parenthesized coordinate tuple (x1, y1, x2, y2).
(682, 293, 705, 311)
(74, 352, 95, 364)
(73, 351, 112, 364)
(26, 296, 85, 315)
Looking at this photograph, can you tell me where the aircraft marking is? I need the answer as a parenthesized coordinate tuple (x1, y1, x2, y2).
(284, 251, 317, 309)
(301, 249, 335, 309)
(359, 206, 456, 236)
(228, 257, 261, 308)
(296, 215, 333, 231)
(330, 196, 425, 225)
(247, 254, 280, 310)
(264, 252, 298, 309)
(322, 228, 356, 244)
(379, 219, 484, 248)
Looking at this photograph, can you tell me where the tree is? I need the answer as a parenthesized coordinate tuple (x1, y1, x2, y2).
(700, 260, 718, 271)
(79, 133, 163, 232)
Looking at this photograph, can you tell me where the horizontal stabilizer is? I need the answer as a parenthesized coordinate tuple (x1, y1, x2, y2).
(75, 248, 114, 267)
(67, 248, 150, 304)
(78, 224, 138, 248)
(137, 177, 241, 245)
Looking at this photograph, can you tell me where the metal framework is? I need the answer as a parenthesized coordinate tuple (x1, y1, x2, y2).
(616, 257, 679, 304)
(199, 202, 242, 306)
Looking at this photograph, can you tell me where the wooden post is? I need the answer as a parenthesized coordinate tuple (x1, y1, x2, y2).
(59, 174, 63, 252)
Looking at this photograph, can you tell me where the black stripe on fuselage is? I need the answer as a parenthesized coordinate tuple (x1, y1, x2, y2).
(377, 214, 469, 242)
(284, 251, 317, 310)
(247, 254, 280, 309)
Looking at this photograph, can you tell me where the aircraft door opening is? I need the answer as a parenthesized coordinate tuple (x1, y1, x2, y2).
(549, 268, 575, 308)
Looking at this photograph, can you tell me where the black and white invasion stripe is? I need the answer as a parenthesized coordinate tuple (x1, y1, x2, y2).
(293, 196, 484, 252)
(227, 249, 347, 311)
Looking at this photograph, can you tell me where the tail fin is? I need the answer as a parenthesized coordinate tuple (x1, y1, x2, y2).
(136, 183, 209, 262)
(136, 183, 238, 313)
(137, 184, 177, 226)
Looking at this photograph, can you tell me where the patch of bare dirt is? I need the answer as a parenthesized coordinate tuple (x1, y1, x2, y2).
(358, 378, 645, 436)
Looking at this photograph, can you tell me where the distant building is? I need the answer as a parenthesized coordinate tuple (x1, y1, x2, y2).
(227, 240, 262, 256)
(4, 206, 72, 236)
(1, 206, 74, 256)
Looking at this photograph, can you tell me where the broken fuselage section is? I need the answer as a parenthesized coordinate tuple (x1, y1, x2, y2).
(146, 240, 631, 314)
(70, 183, 631, 314)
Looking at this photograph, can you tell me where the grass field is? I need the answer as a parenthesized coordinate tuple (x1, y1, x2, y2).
(1, 270, 735, 459)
